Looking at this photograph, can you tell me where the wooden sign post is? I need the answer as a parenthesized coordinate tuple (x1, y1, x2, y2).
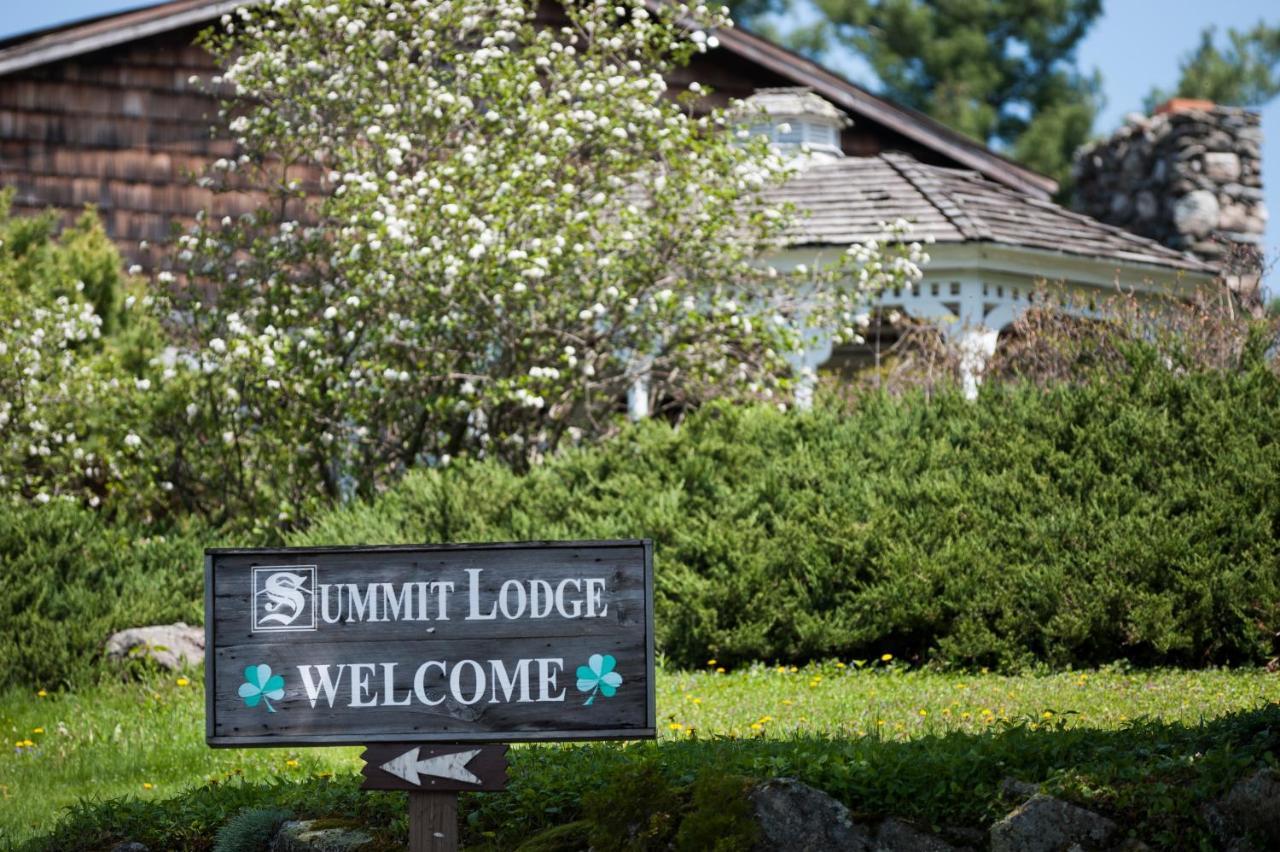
(205, 540, 655, 851)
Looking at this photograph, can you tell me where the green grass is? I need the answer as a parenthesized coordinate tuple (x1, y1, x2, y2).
(3, 663, 1278, 848)
(0, 675, 360, 846)
(656, 658, 1280, 738)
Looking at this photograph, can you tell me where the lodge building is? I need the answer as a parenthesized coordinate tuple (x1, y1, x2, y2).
(0, 0, 1241, 398)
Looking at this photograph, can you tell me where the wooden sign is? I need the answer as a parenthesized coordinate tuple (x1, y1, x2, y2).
(204, 540, 655, 747)
(360, 743, 509, 791)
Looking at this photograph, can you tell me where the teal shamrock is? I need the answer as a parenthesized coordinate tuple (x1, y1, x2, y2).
(576, 654, 622, 706)
(239, 664, 285, 713)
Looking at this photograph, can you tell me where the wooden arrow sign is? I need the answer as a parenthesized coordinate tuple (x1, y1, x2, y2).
(360, 743, 508, 791)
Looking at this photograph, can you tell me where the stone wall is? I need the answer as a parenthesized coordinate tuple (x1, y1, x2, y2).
(1072, 101, 1265, 296)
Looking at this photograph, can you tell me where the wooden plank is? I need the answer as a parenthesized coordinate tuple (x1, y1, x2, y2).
(206, 541, 656, 747)
(409, 792, 457, 852)
(361, 743, 508, 792)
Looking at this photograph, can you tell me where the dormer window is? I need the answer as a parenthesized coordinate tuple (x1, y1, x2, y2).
(741, 87, 850, 163)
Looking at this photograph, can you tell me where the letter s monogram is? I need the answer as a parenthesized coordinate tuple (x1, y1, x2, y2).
(259, 571, 310, 626)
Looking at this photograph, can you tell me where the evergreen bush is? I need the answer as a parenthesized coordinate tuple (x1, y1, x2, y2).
(297, 355, 1280, 671)
(0, 501, 208, 690)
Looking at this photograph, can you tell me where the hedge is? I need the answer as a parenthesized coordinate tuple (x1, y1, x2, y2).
(0, 503, 209, 690)
(4, 352, 1279, 687)
(297, 354, 1280, 671)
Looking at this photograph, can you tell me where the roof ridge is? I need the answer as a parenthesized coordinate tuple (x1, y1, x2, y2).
(881, 152, 992, 242)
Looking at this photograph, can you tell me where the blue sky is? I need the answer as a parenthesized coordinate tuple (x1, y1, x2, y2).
(4, 1, 1279, 278)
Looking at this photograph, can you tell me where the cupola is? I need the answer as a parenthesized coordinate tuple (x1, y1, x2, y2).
(742, 87, 850, 163)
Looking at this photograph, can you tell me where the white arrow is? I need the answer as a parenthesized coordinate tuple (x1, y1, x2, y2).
(380, 747, 484, 786)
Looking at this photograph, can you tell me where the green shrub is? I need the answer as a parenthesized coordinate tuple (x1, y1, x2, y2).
(213, 807, 292, 852)
(674, 774, 757, 852)
(0, 501, 208, 690)
(583, 759, 682, 851)
(296, 355, 1280, 671)
(0, 193, 173, 516)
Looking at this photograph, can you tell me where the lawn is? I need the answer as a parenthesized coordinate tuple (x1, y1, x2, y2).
(3, 661, 1278, 848)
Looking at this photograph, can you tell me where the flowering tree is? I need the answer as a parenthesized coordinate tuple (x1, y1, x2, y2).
(0, 196, 166, 512)
(131, 0, 927, 525)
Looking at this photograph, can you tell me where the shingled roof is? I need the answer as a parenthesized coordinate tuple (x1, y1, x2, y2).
(774, 153, 1215, 274)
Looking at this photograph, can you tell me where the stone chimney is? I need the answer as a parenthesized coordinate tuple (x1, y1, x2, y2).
(741, 87, 850, 165)
(1072, 100, 1266, 300)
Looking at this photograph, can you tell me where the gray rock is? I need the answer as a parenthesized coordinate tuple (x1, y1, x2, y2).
(1218, 202, 1255, 231)
(989, 794, 1116, 852)
(874, 817, 957, 851)
(104, 623, 204, 671)
(998, 777, 1040, 803)
(270, 820, 373, 852)
(1217, 231, 1264, 244)
(1175, 142, 1206, 161)
(1204, 151, 1242, 182)
(750, 777, 872, 851)
(1135, 190, 1159, 221)
(1173, 190, 1220, 236)
(1214, 768, 1280, 847)
(1224, 183, 1264, 201)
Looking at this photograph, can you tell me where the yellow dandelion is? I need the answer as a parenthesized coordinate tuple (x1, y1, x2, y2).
(835, 662, 846, 669)
(32, 727, 43, 734)
(668, 722, 683, 731)
(782, 699, 793, 706)
(1042, 711, 1054, 720)
(176, 677, 190, 687)
(707, 659, 717, 666)
(715, 666, 725, 673)
(918, 709, 928, 717)
(750, 723, 762, 731)
(285, 759, 299, 768)
(36, 689, 47, 698)
(692, 697, 702, 705)
(789, 666, 798, 672)
(881, 653, 893, 662)
(143, 783, 154, 790)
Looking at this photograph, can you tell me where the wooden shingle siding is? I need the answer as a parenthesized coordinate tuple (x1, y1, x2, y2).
(0, 24, 238, 267)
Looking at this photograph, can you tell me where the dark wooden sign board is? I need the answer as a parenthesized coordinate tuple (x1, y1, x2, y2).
(204, 540, 655, 851)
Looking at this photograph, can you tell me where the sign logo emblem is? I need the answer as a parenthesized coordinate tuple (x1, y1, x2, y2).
(576, 653, 623, 706)
(252, 565, 317, 632)
(239, 664, 286, 712)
